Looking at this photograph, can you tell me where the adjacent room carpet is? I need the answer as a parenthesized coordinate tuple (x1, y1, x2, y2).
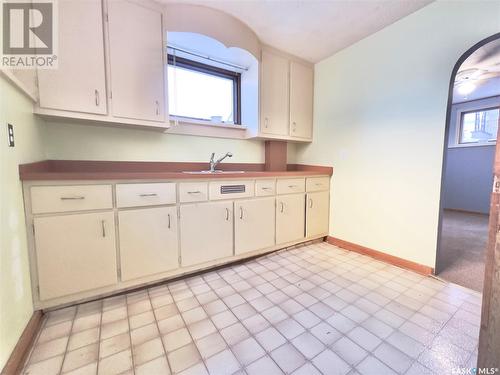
(437, 209, 489, 291)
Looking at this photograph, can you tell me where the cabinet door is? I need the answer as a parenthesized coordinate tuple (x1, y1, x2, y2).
(38, 0, 107, 114)
(306, 191, 329, 237)
(276, 194, 305, 244)
(34, 212, 117, 300)
(260, 50, 289, 136)
(180, 201, 233, 267)
(107, 0, 165, 122)
(235, 197, 275, 255)
(118, 206, 178, 281)
(290, 61, 313, 139)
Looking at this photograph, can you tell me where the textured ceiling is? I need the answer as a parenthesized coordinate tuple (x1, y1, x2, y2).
(163, 0, 433, 62)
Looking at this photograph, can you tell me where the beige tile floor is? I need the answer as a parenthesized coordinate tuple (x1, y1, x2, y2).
(23, 242, 482, 375)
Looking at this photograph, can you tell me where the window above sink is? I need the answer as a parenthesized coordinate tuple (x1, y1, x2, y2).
(166, 32, 258, 137)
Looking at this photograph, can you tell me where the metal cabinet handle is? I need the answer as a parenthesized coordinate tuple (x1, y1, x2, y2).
(225, 208, 230, 221)
(292, 121, 297, 132)
(167, 213, 171, 229)
(315, 183, 323, 186)
(288, 185, 298, 188)
(101, 220, 106, 238)
(265, 117, 269, 128)
(187, 191, 202, 194)
(279, 202, 284, 213)
(261, 187, 272, 191)
(60, 196, 85, 200)
(309, 198, 313, 208)
(95, 89, 99, 106)
(139, 193, 158, 197)
(155, 100, 159, 115)
(239, 206, 244, 219)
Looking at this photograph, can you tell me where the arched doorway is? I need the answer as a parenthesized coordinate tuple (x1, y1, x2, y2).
(436, 32, 500, 367)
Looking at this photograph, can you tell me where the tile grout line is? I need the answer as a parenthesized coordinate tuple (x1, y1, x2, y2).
(58, 306, 78, 375)
(95, 300, 104, 375)
(147, 287, 174, 375)
(125, 294, 137, 374)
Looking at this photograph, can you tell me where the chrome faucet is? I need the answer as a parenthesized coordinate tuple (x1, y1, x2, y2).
(209, 152, 233, 172)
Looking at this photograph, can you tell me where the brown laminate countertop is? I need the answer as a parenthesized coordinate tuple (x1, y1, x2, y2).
(19, 160, 333, 181)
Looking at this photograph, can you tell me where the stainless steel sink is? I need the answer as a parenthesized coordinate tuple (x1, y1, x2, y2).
(182, 170, 246, 174)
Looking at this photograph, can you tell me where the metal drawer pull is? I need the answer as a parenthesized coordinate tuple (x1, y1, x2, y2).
(288, 185, 298, 188)
(239, 206, 244, 219)
(265, 117, 269, 128)
(225, 208, 230, 221)
(95, 89, 99, 106)
(167, 214, 171, 229)
(261, 187, 273, 191)
(187, 191, 202, 194)
(101, 220, 106, 238)
(155, 100, 159, 115)
(280, 202, 284, 213)
(315, 183, 324, 187)
(309, 198, 313, 208)
(139, 193, 158, 197)
(60, 196, 85, 200)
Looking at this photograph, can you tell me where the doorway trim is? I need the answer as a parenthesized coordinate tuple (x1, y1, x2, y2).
(435, 32, 500, 274)
(436, 32, 500, 367)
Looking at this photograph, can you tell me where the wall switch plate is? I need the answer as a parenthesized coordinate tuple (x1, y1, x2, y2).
(7, 124, 14, 147)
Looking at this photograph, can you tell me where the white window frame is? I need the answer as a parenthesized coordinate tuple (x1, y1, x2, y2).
(451, 101, 500, 148)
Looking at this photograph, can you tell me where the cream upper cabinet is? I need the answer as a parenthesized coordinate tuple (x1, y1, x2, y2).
(276, 193, 305, 244)
(180, 201, 233, 267)
(34, 212, 117, 301)
(38, 0, 107, 114)
(118, 206, 178, 281)
(107, 0, 166, 122)
(235, 197, 275, 255)
(260, 50, 289, 136)
(306, 191, 329, 237)
(290, 61, 313, 139)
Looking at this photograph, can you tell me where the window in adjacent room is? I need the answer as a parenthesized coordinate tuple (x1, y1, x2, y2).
(459, 107, 500, 144)
(167, 55, 241, 124)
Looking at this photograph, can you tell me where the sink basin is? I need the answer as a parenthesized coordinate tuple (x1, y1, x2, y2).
(182, 170, 246, 174)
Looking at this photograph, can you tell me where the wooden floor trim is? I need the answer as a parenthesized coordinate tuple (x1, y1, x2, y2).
(326, 236, 434, 275)
(1, 311, 44, 375)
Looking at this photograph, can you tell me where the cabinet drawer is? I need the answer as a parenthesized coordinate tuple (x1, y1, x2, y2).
(116, 183, 176, 208)
(276, 178, 305, 195)
(306, 177, 330, 192)
(31, 185, 112, 214)
(209, 181, 254, 200)
(179, 182, 208, 203)
(255, 180, 276, 196)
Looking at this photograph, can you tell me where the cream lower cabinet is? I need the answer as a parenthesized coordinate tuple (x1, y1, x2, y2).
(180, 201, 233, 267)
(276, 193, 306, 244)
(34, 212, 117, 301)
(118, 206, 178, 282)
(235, 197, 275, 255)
(306, 191, 329, 237)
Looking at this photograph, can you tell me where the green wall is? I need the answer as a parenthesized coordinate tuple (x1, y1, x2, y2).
(295, 0, 500, 267)
(0, 75, 46, 369)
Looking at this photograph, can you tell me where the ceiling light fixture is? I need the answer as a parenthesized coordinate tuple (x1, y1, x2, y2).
(457, 81, 477, 95)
